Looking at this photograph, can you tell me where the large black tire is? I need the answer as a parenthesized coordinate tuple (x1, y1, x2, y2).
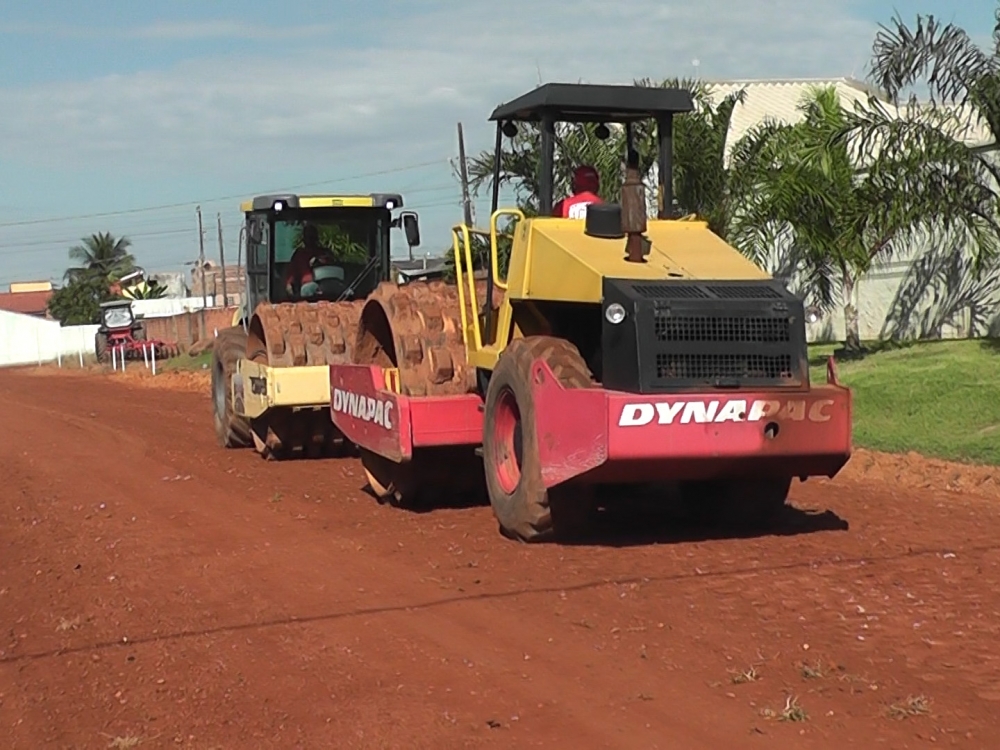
(212, 327, 253, 449)
(681, 477, 793, 529)
(482, 336, 595, 542)
(95, 332, 108, 363)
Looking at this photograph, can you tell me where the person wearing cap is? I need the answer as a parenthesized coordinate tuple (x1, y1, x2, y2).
(552, 165, 603, 218)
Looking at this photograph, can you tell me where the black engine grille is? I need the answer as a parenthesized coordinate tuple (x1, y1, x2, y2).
(655, 353, 795, 380)
(654, 315, 791, 343)
(602, 278, 809, 393)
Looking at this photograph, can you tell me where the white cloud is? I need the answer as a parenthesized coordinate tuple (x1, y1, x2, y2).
(132, 20, 331, 40)
(0, 19, 342, 40)
(0, 1, 877, 184)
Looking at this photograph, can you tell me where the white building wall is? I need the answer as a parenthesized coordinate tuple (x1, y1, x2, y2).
(0, 310, 99, 367)
(642, 78, 999, 344)
(129, 296, 224, 318)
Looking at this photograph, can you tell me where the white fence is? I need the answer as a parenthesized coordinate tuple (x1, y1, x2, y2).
(0, 296, 235, 369)
(130, 296, 219, 318)
(0, 310, 99, 368)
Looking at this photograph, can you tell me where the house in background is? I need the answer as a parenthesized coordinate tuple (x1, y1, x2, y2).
(149, 271, 188, 298)
(0, 280, 53, 318)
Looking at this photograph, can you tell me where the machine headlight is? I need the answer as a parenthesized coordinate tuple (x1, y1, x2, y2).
(605, 302, 626, 325)
(273, 200, 283, 212)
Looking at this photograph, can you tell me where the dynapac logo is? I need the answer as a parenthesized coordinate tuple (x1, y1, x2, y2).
(618, 398, 834, 427)
(332, 388, 394, 429)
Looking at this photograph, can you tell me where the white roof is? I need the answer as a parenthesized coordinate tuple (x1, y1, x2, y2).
(703, 77, 993, 152)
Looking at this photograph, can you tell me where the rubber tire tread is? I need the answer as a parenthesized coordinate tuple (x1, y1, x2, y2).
(483, 336, 593, 543)
(212, 327, 253, 449)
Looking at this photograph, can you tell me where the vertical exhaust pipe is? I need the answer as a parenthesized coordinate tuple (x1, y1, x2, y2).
(620, 150, 647, 263)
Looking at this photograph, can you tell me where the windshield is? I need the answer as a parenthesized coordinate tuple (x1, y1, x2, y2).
(103, 307, 132, 328)
(272, 210, 384, 303)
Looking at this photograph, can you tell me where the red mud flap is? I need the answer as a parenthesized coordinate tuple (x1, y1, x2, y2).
(328, 364, 483, 463)
(530, 358, 853, 489)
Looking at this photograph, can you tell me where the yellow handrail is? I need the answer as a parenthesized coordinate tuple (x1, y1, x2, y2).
(450, 224, 482, 352)
(489, 208, 525, 291)
(451, 210, 524, 353)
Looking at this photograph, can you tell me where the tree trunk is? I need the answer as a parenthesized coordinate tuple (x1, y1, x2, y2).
(842, 269, 862, 353)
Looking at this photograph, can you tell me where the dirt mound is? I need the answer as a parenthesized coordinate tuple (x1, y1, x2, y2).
(114, 368, 210, 393)
(838, 447, 1000, 500)
(18, 360, 209, 392)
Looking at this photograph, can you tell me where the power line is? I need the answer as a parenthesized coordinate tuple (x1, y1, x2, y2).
(0, 158, 450, 229)
(0, 227, 195, 255)
(0, 186, 462, 256)
(0, 182, 458, 241)
(0, 196, 464, 284)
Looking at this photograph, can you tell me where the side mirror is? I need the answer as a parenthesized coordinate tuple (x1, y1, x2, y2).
(401, 212, 420, 248)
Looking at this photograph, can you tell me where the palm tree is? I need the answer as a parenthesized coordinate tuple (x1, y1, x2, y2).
(729, 85, 999, 355)
(659, 78, 748, 236)
(120, 278, 168, 300)
(66, 232, 136, 282)
(868, 6, 999, 163)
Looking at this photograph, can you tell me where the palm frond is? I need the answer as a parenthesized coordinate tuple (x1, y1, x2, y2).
(869, 11, 997, 106)
(995, 3, 1000, 58)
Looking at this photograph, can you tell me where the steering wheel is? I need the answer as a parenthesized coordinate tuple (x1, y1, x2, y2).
(316, 276, 352, 299)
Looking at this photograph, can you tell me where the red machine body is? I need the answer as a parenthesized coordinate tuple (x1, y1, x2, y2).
(329, 357, 852, 489)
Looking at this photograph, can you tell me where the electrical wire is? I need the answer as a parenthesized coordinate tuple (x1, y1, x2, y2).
(0, 158, 451, 229)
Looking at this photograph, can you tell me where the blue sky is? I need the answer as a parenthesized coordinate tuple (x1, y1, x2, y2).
(0, 0, 994, 288)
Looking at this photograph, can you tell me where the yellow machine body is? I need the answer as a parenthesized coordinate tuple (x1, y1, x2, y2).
(238, 195, 382, 212)
(453, 211, 771, 371)
(232, 359, 332, 419)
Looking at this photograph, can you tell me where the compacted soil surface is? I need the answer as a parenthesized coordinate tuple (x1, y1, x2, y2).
(2, 365, 999, 748)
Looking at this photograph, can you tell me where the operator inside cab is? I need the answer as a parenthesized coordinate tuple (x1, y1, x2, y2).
(283, 222, 339, 299)
(552, 165, 603, 218)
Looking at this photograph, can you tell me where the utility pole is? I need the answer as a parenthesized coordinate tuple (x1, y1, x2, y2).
(216, 213, 227, 308)
(457, 122, 474, 228)
(196, 205, 207, 339)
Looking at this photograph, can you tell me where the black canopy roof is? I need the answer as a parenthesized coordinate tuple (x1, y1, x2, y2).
(489, 83, 694, 124)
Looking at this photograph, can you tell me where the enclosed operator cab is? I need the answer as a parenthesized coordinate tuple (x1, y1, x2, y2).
(240, 193, 420, 322)
(211, 191, 420, 461)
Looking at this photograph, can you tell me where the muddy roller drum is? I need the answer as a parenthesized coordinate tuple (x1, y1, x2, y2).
(351, 280, 487, 508)
(243, 300, 365, 459)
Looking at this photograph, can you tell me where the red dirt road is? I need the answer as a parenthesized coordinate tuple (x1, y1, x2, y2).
(2, 367, 1000, 749)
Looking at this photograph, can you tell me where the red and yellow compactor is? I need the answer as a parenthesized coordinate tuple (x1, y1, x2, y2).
(328, 83, 853, 542)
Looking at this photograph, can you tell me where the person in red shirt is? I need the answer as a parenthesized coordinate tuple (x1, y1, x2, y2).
(552, 165, 603, 218)
(283, 223, 334, 298)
